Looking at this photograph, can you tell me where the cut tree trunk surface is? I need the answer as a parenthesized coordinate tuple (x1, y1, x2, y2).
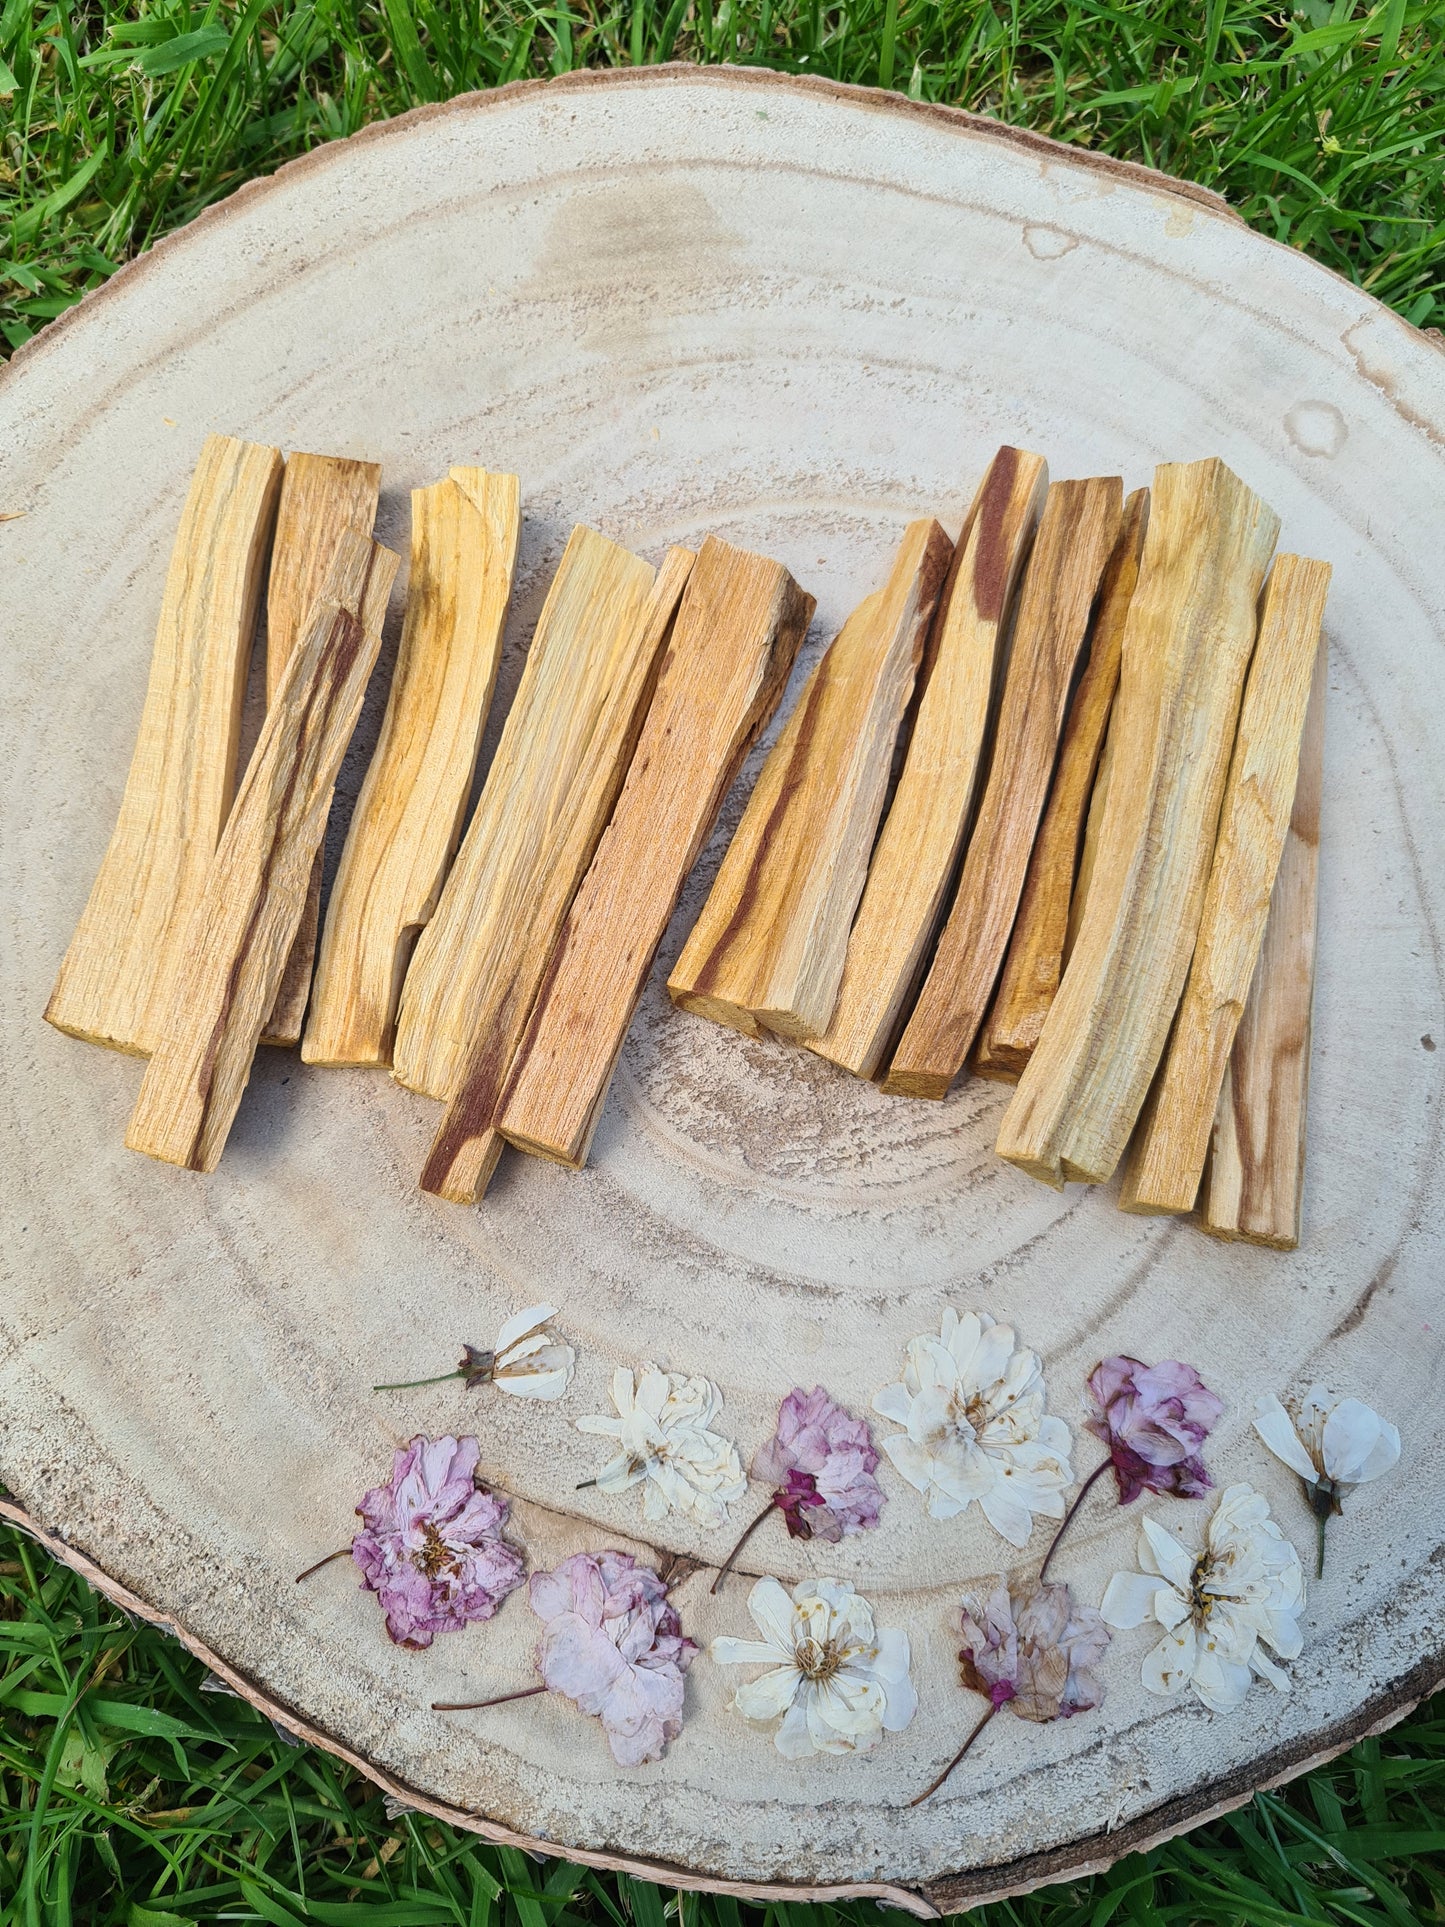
(2, 65, 1442, 1915)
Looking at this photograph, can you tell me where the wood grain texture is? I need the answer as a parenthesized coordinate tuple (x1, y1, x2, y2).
(806, 449, 1047, 1079)
(391, 527, 658, 1101)
(498, 535, 814, 1167)
(1121, 556, 1330, 1214)
(261, 452, 383, 1046)
(996, 458, 1280, 1187)
(974, 488, 1149, 1083)
(421, 547, 695, 1204)
(885, 476, 1123, 1098)
(1202, 639, 1328, 1248)
(125, 533, 397, 1172)
(302, 468, 519, 1068)
(668, 518, 951, 1041)
(44, 433, 283, 1056)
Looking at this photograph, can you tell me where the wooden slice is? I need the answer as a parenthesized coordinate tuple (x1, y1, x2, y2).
(1, 66, 1442, 1917)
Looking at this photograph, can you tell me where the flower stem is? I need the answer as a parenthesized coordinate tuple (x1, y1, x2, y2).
(909, 1704, 997, 1806)
(372, 1370, 463, 1392)
(433, 1683, 547, 1713)
(575, 1478, 598, 1492)
(294, 1547, 352, 1584)
(710, 1498, 779, 1595)
(1038, 1458, 1112, 1584)
(1316, 1509, 1328, 1579)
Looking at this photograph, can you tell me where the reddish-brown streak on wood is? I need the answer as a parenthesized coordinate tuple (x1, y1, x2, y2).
(972, 445, 1023, 622)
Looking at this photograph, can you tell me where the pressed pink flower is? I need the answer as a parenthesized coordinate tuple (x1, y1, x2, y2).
(958, 1579, 1109, 1723)
(529, 1551, 697, 1766)
(1086, 1356, 1223, 1504)
(351, 1435, 525, 1650)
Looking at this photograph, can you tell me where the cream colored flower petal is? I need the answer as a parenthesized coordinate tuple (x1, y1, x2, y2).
(595, 1451, 645, 1494)
(1253, 1396, 1318, 1482)
(969, 1320, 1017, 1393)
(495, 1341, 575, 1400)
(1140, 1515, 1195, 1594)
(978, 1484, 1040, 1548)
(1100, 1571, 1164, 1630)
(881, 1432, 937, 1496)
(1140, 1623, 1197, 1698)
(773, 1694, 818, 1759)
(745, 1577, 801, 1651)
(494, 1301, 558, 1356)
(872, 1382, 913, 1426)
(806, 1676, 884, 1753)
(575, 1414, 625, 1438)
(1249, 1647, 1293, 1693)
(1191, 1645, 1255, 1712)
(710, 1637, 788, 1668)
(1321, 1398, 1401, 1485)
(733, 1666, 804, 1722)
(872, 1629, 917, 1732)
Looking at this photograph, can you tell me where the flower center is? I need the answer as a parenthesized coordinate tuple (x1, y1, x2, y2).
(795, 1636, 843, 1682)
(414, 1522, 458, 1580)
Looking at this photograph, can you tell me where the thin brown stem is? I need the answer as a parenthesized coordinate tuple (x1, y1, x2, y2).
(433, 1682, 547, 1713)
(710, 1497, 779, 1595)
(1038, 1458, 1112, 1584)
(294, 1547, 352, 1585)
(909, 1703, 997, 1807)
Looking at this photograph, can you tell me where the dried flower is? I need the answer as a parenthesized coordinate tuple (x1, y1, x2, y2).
(351, 1435, 525, 1649)
(374, 1302, 576, 1400)
(871, 1309, 1072, 1545)
(1086, 1356, 1222, 1504)
(1254, 1387, 1400, 1575)
(711, 1576, 916, 1758)
(529, 1551, 698, 1766)
(1101, 1482, 1305, 1713)
(576, 1365, 746, 1529)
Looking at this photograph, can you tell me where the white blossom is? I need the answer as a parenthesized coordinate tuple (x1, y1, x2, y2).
(487, 1303, 576, 1400)
(711, 1576, 917, 1758)
(1101, 1483, 1305, 1713)
(576, 1365, 745, 1529)
(871, 1308, 1072, 1545)
(1253, 1386, 1400, 1576)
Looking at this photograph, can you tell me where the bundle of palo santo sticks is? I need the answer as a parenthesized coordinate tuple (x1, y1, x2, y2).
(47, 434, 1327, 1250)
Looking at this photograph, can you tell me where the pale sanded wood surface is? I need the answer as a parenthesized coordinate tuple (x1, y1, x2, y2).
(997, 459, 1281, 1186)
(975, 488, 1149, 1083)
(1122, 555, 1330, 1214)
(44, 432, 282, 1057)
(668, 518, 950, 1041)
(1203, 643, 1328, 1250)
(423, 545, 695, 1204)
(500, 535, 813, 1166)
(262, 452, 383, 1045)
(392, 526, 658, 1101)
(303, 468, 519, 1068)
(3, 66, 1445, 1912)
(808, 449, 1046, 1079)
(126, 534, 398, 1171)
(886, 476, 1122, 1097)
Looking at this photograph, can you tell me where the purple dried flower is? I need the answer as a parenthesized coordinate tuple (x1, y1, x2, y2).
(958, 1579, 1110, 1724)
(529, 1551, 697, 1766)
(1086, 1355, 1223, 1505)
(352, 1434, 525, 1650)
(751, 1386, 886, 1541)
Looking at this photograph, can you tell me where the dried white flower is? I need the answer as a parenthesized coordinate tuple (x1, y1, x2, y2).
(576, 1365, 746, 1529)
(871, 1308, 1072, 1545)
(486, 1303, 576, 1399)
(711, 1576, 917, 1758)
(1253, 1387, 1400, 1575)
(1101, 1482, 1305, 1713)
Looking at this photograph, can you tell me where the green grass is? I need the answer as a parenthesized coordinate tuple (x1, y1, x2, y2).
(4, 0, 1445, 1919)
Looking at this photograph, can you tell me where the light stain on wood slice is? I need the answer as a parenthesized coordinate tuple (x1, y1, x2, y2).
(421, 547, 695, 1205)
(302, 468, 520, 1069)
(498, 534, 814, 1170)
(668, 517, 952, 1042)
(45, 433, 283, 1058)
(1202, 636, 1328, 1249)
(391, 526, 660, 1102)
(996, 457, 1280, 1188)
(884, 475, 1124, 1099)
(125, 533, 398, 1173)
(1121, 556, 1330, 1215)
(974, 488, 1150, 1083)
(260, 453, 383, 1047)
(806, 448, 1047, 1080)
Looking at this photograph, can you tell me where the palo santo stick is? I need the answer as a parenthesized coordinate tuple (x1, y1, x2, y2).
(974, 488, 1150, 1083)
(391, 526, 661, 1101)
(807, 447, 1048, 1078)
(1122, 557, 1331, 1214)
(498, 536, 814, 1169)
(302, 468, 520, 1068)
(45, 433, 283, 1057)
(667, 518, 952, 1041)
(262, 452, 382, 1046)
(1201, 641, 1326, 1249)
(884, 476, 1124, 1098)
(126, 534, 398, 1172)
(421, 547, 695, 1204)
(996, 457, 1280, 1188)
(1065, 707, 1114, 968)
